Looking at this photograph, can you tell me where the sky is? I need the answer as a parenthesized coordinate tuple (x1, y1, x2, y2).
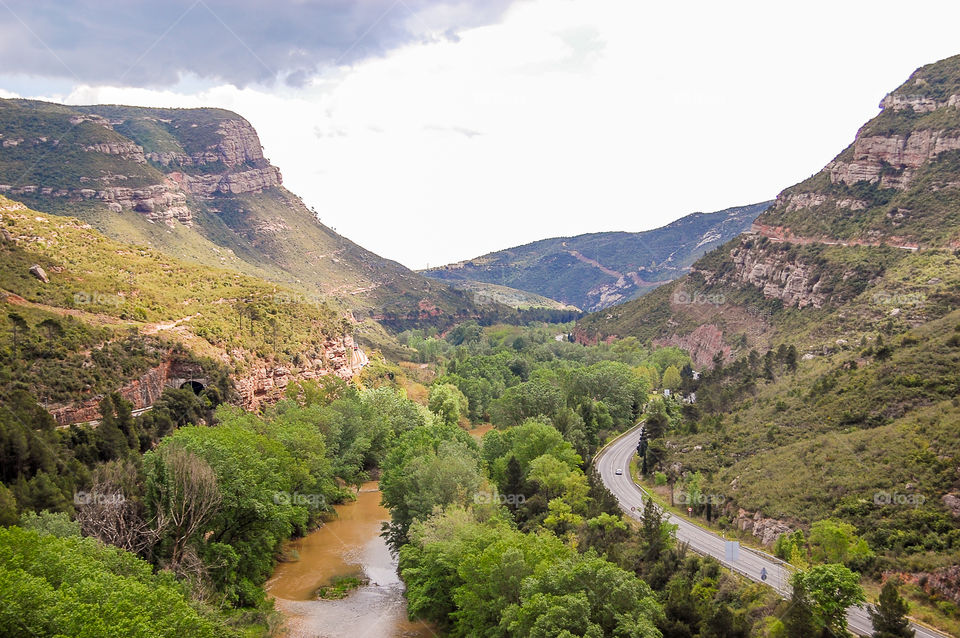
(2, 0, 960, 269)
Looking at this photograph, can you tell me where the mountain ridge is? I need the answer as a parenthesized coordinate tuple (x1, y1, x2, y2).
(422, 201, 772, 311)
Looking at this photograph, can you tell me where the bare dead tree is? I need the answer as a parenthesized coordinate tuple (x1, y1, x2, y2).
(148, 445, 221, 572)
(76, 460, 159, 557)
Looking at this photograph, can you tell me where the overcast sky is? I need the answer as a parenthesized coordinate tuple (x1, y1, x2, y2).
(2, 0, 960, 269)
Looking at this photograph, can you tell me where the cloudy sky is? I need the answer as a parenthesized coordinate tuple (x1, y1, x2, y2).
(2, 0, 960, 269)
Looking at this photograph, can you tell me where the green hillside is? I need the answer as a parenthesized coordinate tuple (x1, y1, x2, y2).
(0, 195, 362, 409)
(573, 55, 960, 604)
(422, 202, 771, 311)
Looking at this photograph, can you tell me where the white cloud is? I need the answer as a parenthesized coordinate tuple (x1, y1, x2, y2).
(11, 0, 960, 269)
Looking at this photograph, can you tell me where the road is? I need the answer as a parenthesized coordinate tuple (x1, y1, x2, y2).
(595, 424, 952, 638)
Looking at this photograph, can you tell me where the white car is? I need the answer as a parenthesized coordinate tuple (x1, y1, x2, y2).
(615, 468, 623, 475)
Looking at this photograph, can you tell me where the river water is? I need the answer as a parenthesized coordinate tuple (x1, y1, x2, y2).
(267, 482, 438, 638)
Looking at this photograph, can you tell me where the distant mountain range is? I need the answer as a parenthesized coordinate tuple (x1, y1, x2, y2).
(421, 202, 772, 312)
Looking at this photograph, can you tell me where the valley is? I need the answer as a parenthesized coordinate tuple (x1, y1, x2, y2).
(1, 21, 959, 638)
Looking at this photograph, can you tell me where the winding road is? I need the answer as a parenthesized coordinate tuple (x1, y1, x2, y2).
(595, 424, 952, 638)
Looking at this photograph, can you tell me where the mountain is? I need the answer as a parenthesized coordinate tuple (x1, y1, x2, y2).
(0, 194, 377, 424)
(572, 54, 960, 591)
(438, 279, 580, 311)
(421, 202, 772, 312)
(577, 55, 960, 362)
(0, 98, 482, 330)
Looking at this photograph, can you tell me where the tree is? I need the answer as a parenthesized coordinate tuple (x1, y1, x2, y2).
(77, 459, 159, 557)
(870, 578, 915, 638)
(0, 484, 16, 526)
(428, 383, 469, 427)
(639, 497, 674, 563)
(95, 394, 133, 461)
(662, 365, 682, 392)
(645, 398, 670, 439)
(808, 519, 873, 566)
(0, 526, 231, 637)
(783, 577, 817, 638)
(793, 564, 866, 636)
(145, 445, 222, 571)
(7, 312, 27, 349)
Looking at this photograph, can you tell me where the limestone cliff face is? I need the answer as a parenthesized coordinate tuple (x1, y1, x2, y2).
(722, 242, 828, 309)
(233, 334, 362, 409)
(49, 335, 364, 426)
(0, 111, 283, 228)
(653, 324, 730, 369)
(727, 507, 794, 547)
(825, 92, 960, 190)
(146, 118, 270, 169)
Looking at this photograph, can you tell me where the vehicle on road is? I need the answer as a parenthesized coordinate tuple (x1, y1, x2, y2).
(615, 468, 623, 475)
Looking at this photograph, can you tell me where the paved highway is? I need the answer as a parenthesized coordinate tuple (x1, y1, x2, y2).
(595, 424, 952, 638)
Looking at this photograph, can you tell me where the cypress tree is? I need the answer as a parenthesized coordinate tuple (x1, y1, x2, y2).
(870, 578, 915, 638)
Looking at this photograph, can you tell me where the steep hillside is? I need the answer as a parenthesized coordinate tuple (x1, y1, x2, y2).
(422, 202, 771, 311)
(0, 98, 481, 329)
(0, 195, 372, 424)
(572, 55, 960, 602)
(578, 54, 960, 364)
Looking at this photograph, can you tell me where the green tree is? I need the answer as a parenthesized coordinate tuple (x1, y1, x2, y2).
(808, 519, 873, 566)
(783, 577, 818, 638)
(428, 383, 469, 427)
(793, 564, 866, 636)
(380, 424, 483, 548)
(870, 578, 914, 638)
(662, 365, 682, 392)
(0, 526, 230, 637)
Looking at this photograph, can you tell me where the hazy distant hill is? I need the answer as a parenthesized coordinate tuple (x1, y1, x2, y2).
(422, 202, 771, 311)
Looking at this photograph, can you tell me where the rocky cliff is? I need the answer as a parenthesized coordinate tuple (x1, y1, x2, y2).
(49, 335, 366, 426)
(756, 53, 960, 249)
(0, 104, 282, 228)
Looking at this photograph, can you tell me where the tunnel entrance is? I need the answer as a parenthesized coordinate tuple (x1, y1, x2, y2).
(181, 380, 205, 395)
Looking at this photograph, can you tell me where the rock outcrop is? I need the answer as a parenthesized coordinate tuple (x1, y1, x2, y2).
(894, 565, 960, 606)
(729, 507, 794, 547)
(48, 335, 365, 426)
(724, 243, 828, 309)
(28, 264, 48, 283)
(828, 129, 960, 190)
(168, 166, 281, 198)
(0, 113, 283, 227)
(145, 118, 270, 169)
(234, 334, 362, 409)
(653, 323, 730, 369)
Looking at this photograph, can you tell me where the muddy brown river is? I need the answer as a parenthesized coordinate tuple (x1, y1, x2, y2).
(267, 482, 438, 638)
